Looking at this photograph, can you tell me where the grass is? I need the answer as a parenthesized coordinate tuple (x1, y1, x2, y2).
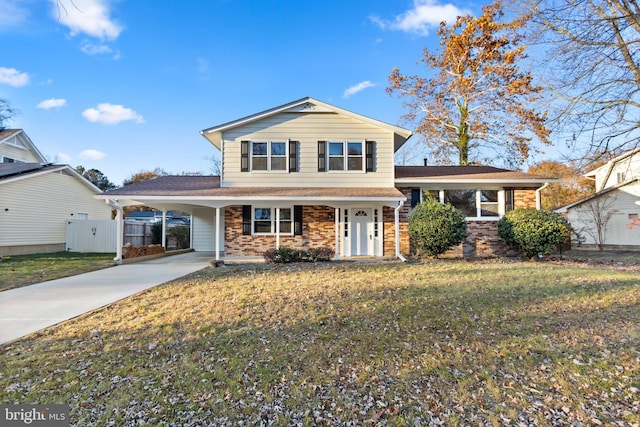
(0, 259, 639, 426)
(0, 252, 116, 291)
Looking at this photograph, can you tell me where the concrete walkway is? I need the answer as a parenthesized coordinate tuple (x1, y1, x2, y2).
(0, 252, 213, 345)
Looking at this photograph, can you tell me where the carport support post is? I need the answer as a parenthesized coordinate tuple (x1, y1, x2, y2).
(162, 210, 167, 249)
(334, 207, 340, 260)
(215, 207, 221, 262)
(115, 206, 123, 264)
(275, 207, 281, 249)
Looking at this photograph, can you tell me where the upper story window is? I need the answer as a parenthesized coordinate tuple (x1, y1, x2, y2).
(241, 140, 298, 172)
(318, 140, 375, 172)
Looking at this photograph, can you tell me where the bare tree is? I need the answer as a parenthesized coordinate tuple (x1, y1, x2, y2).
(526, 0, 640, 158)
(0, 98, 17, 129)
(571, 195, 618, 249)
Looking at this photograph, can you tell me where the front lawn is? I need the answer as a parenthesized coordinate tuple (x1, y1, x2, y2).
(0, 252, 116, 292)
(1, 260, 638, 425)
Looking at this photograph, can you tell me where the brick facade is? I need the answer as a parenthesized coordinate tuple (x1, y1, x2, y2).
(396, 187, 538, 258)
(224, 205, 336, 257)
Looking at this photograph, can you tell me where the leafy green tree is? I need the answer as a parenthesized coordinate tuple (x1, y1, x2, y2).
(75, 166, 117, 191)
(409, 198, 467, 257)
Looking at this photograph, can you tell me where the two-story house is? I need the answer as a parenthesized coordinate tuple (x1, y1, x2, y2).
(557, 147, 640, 248)
(0, 129, 113, 255)
(101, 97, 552, 262)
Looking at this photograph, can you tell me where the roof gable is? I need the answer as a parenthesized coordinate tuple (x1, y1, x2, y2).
(200, 97, 413, 151)
(0, 162, 103, 193)
(0, 129, 47, 163)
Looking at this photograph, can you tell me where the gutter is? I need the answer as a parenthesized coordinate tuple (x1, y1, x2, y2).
(536, 182, 550, 210)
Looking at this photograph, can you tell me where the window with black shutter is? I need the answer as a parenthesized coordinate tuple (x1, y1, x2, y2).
(289, 140, 298, 172)
(366, 141, 375, 172)
(294, 205, 303, 235)
(240, 141, 249, 172)
(242, 205, 252, 235)
(318, 141, 326, 172)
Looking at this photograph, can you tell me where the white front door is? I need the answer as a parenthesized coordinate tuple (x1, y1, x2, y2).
(351, 209, 372, 256)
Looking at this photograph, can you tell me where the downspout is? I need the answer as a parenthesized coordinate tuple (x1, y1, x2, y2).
(394, 200, 407, 262)
(536, 182, 550, 210)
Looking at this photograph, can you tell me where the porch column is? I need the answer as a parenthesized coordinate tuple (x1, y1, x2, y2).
(334, 207, 340, 260)
(215, 207, 221, 261)
(189, 214, 194, 249)
(114, 206, 123, 264)
(275, 207, 281, 249)
(161, 210, 167, 249)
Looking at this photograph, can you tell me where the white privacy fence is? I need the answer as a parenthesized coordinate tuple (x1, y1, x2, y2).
(65, 220, 117, 253)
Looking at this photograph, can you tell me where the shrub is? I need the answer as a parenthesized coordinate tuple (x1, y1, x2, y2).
(151, 223, 163, 245)
(263, 246, 334, 263)
(306, 247, 335, 262)
(497, 208, 571, 259)
(409, 198, 467, 258)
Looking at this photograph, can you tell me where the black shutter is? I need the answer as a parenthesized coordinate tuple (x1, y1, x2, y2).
(411, 189, 421, 208)
(366, 141, 375, 172)
(242, 205, 252, 235)
(318, 141, 326, 172)
(289, 140, 298, 172)
(241, 140, 249, 172)
(294, 205, 303, 235)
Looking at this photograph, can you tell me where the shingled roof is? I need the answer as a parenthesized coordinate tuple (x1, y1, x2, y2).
(394, 165, 550, 181)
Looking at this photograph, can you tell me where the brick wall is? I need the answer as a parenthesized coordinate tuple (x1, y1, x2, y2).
(224, 205, 336, 256)
(441, 220, 519, 258)
(514, 189, 537, 209)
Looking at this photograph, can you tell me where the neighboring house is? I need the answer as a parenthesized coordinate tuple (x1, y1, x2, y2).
(0, 129, 113, 255)
(99, 97, 552, 262)
(125, 210, 191, 226)
(557, 147, 640, 249)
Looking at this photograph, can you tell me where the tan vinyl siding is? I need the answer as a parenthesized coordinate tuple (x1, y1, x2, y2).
(0, 171, 111, 247)
(222, 112, 396, 188)
(0, 143, 42, 163)
(191, 207, 224, 252)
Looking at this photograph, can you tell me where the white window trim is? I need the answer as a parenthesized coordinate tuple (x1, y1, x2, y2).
(326, 141, 365, 173)
(252, 206, 294, 235)
(250, 141, 288, 173)
(417, 188, 505, 220)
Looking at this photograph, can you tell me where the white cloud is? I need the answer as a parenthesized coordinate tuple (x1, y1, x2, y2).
(343, 81, 377, 99)
(82, 103, 144, 125)
(371, 0, 471, 36)
(0, 0, 30, 28)
(52, 0, 123, 40)
(57, 152, 72, 163)
(0, 67, 30, 87)
(37, 98, 67, 109)
(79, 149, 106, 160)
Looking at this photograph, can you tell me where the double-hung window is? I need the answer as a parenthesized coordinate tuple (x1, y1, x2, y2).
(253, 207, 293, 234)
(251, 141, 287, 171)
(328, 141, 363, 171)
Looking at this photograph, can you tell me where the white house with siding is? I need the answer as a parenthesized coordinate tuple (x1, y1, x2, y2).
(558, 147, 640, 248)
(0, 129, 113, 255)
(100, 97, 552, 262)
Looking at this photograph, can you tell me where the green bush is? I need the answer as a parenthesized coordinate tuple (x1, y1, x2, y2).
(497, 208, 571, 259)
(409, 198, 467, 258)
(263, 246, 334, 263)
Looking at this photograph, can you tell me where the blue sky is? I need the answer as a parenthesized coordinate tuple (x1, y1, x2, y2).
(0, 0, 516, 186)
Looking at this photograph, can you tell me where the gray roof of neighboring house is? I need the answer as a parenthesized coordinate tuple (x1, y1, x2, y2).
(0, 163, 56, 179)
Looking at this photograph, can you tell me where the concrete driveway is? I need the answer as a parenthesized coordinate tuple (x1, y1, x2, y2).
(0, 252, 212, 345)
